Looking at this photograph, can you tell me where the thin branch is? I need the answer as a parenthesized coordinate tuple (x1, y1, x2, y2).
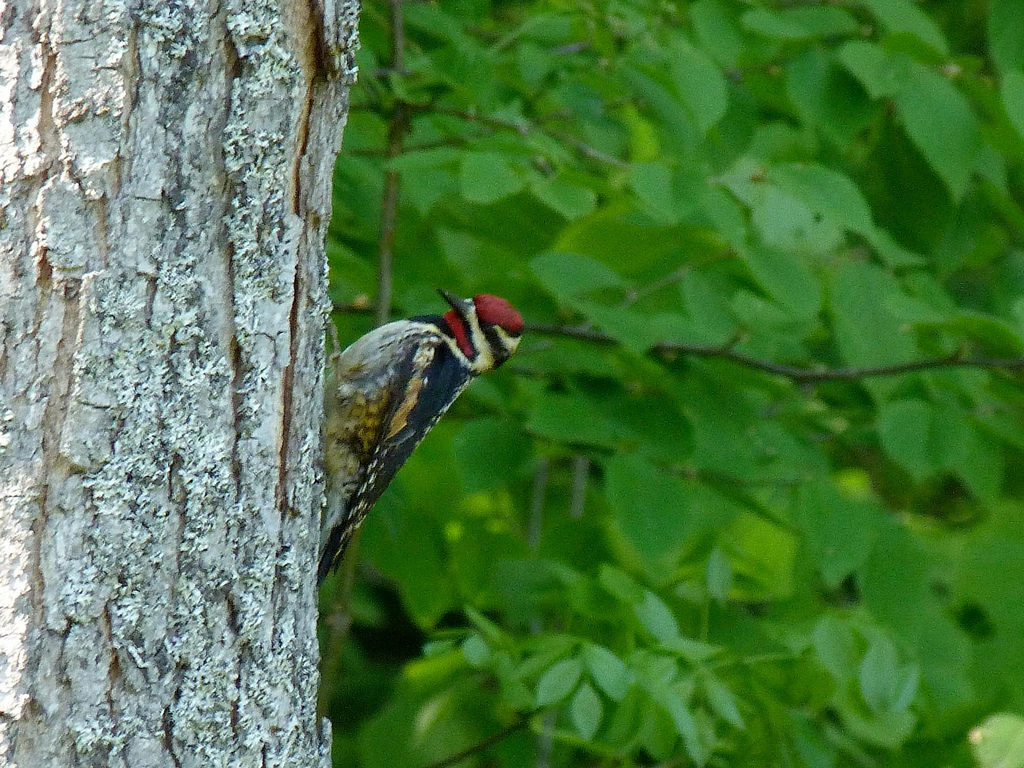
(569, 455, 589, 519)
(523, 322, 1024, 382)
(375, 0, 408, 327)
(389, 0, 405, 73)
(543, 127, 628, 168)
(331, 302, 1024, 382)
(420, 713, 536, 768)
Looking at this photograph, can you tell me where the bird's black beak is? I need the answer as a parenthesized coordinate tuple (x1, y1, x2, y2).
(438, 289, 472, 319)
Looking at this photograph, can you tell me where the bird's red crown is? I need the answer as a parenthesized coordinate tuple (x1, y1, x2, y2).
(474, 294, 524, 334)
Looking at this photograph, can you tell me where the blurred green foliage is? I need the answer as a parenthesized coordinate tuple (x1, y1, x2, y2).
(320, 0, 1024, 766)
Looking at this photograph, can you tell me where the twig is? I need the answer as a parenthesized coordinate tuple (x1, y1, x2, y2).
(331, 302, 1024, 382)
(523, 322, 1024, 382)
(420, 713, 537, 768)
(375, 0, 408, 328)
(569, 455, 588, 519)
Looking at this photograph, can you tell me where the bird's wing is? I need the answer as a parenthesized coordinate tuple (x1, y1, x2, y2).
(318, 324, 471, 583)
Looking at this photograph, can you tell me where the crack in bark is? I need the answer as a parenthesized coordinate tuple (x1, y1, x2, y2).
(221, 23, 244, 508)
(217, 14, 249, 754)
(36, 274, 84, 620)
(291, 80, 315, 214)
(225, 591, 241, 737)
(276, 270, 302, 512)
(90, 196, 110, 270)
(27, 17, 60, 359)
(162, 708, 182, 768)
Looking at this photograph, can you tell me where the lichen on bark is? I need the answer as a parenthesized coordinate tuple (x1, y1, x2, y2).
(0, 0, 358, 765)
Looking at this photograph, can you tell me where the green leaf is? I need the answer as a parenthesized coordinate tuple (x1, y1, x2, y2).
(741, 246, 821, 318)
(530, 251, 625, 301)
(661, 636, 720, 663)
(971, 714, 1024, 768)
(796, 480, 882, 588)
(934, 405, 1004, 501)
(742, 6, 858, 40)
(516, 41, 553, 89)
(790, 712, 835, 768)
(1001, 70, 1024, 141)
(422, 639, 456, 657)
(528, 392, 620, 448)
(742, 8, 808, 40)
(691, 0, 743, 69)
(786, 48, 878, 147)
(705, 677, 745, 729)
(402, 167, 456, 214)
(553, 206, 697, 273)
(536, 658, 583, 706)
(571, 683, 603, 740)
(838, 41, 905, 99)
(464, 606, 507, 645)
(388, 146, 464, 172)
(531, 175, 597, 220)
(635, 590, 681, 643)
(813, 616, 860, 681)
(461, 634, 490, 667)
(878, 399, 1004, 499)
(706, 548, 733, 604)
(605, 454, 692, 570)
(630, 162, 678, 225)
(621, 102, 661, 162)
(767, 164, 874, 237)
(459, 152, 525, 204)
(878, 399, 934, 480)
(638, 697, 679, 761)
(677, 271, 738, 345)
(668, 37, 728, 132)
(990, 0, 1024, 74)
(892, 665, 920, 712)
(584, 644, 630, 701)
(956, 514, 1024, 705)
(453, 419, 532, 492)
(664, 692, 709, 765)
(721, 512, 798, 600)
(747, 185, 843, 256)
(828, 262, 917, 399)
(575, 300, 663, 353)
(598, 565, 646, 604)
(840, 42, 984, 199)
(858, 635, 900, 713)
(363, 508, 458, 626)
(895, 63, 984, 202)
(859, 0, 949, 55)
(925, 310, 1024, 356)
(517, 636, 577, 681)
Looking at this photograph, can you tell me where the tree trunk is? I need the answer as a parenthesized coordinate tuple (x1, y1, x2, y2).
(0, 0, 358, 765)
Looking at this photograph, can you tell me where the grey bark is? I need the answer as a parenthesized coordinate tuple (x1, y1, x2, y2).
(0, 0, 358, 765)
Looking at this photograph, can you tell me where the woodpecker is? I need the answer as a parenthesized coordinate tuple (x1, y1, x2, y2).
(318, 290, 524, 586)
